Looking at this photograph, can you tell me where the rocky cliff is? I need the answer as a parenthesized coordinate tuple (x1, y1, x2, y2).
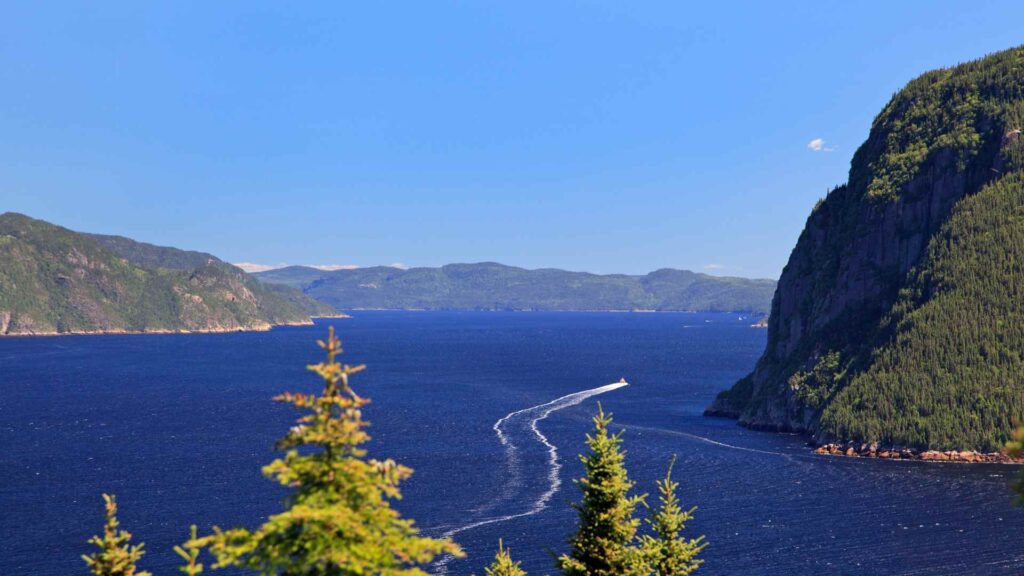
(707, 46, 1024, 452)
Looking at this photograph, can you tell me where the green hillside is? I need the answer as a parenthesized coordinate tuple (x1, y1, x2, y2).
(255, 262, 776, 313)
(708, 46, 1024, 452)
(87, 233, 221, 271)
(87, 230, 337, 319)
(253, 265, 333, 289)
(0, 213, 335, 335)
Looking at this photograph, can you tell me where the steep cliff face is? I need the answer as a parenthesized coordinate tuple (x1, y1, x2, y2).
(707, 46, 1024, 452)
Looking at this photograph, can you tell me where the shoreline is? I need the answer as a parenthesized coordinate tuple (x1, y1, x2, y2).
(704, 411, 1023, 464)
(0, 319, 320, 338)
(1, 313, 355, 338)
(812, 442, 1023, 464)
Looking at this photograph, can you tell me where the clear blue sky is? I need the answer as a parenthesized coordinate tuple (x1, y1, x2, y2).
(3, 2, 1023, 278)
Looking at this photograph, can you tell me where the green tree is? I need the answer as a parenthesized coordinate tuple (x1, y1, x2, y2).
(557, 404, 648, 576)
(484, 540, 527, 576)
(174, 526, 204, 575)
(193, 326, 462, 575)
(82, 494, 152, 576)
(1008, 427, 1024, 504)
(789, 351, 843, 410)
(641, 457, 705, 576)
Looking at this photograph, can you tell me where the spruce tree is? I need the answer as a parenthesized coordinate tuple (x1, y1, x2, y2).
(174, 526, 204, 575)
(82, 494, 152, 576)
(192, 327, 462, 575)
(485, 540, 527, 576)
(641, 457, 705, 575)
(557, 404, 647, 576)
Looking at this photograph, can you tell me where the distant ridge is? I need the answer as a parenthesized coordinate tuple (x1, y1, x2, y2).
(255, 262, 776, 313)
(0, 213, 338, 336)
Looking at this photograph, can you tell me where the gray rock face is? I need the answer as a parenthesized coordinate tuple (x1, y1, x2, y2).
(707, 117, 1006, 436)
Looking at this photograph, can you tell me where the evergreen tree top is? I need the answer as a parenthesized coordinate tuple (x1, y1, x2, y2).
(82, 494, 152, 576)
(642, 457, 706, 576)
(557, 404, 647, 576)
(194, 326, 463, 575)
(485, 540, 527, 576)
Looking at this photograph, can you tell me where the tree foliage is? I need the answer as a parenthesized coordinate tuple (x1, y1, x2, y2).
(174, 526, 204, 575)
(83, 494, 152, 576)
(641, 458, 705, 576)
(716, 46, 1024, 451)
(819, 171, 1024, 450)
(0, 212, 331, 335)
(192, 326, 462, 575)
(1008, 427, 1024, 503)
(788, 351, 844, 410)
(485, 541, 527, 576)
(557, 405, 648, 576)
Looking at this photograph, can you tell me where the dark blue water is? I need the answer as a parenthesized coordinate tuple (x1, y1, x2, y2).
(2, 312, 1022, 575)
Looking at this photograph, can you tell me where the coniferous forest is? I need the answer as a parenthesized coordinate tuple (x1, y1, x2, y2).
(710, 46, 1024, 453)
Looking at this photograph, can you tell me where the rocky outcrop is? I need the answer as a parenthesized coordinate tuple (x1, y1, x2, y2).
(813, 442, 1022, 464)
(706, 46, 1024, 454)
(710, 142, 1002, 431)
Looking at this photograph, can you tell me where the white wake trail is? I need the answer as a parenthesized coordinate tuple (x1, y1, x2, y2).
(431, 381, 628, 573)
(616, 422, 795, 459)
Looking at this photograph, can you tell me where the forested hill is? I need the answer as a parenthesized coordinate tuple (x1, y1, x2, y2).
(0, 213, 336, 335)
(254, 262, 776, 313)
(87, 232, 221, 271)
(707, 46, 1024, 453)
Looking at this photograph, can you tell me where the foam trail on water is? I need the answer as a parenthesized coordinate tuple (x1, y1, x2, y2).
(431, 381, 628, 574)
(619, 422, 794, 459)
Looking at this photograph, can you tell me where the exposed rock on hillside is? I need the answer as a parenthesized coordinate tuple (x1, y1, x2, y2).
(707, 46, 1024, 452)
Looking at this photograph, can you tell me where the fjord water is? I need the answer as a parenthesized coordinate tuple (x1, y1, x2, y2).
(2, 313, 1021, 575)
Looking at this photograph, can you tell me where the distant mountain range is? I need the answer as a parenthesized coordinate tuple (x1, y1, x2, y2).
(254, 262, 776, 313)
(0, 213, 337, 336)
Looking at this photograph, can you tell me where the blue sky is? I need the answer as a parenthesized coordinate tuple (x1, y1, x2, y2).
(3, 2, 1023, 278)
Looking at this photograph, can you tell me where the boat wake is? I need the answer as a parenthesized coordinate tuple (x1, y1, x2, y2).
(618, 422, 795, 459)
(431, 380, 628, 573)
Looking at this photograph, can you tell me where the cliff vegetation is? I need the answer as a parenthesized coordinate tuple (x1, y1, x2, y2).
(708, 46, 1024, 453)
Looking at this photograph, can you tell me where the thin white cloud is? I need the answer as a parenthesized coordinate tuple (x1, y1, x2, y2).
(704, 263, 725, 270)
(234, 262, 287, 273)
(807, 138, 836, 152)
(389, 262, 409, 270)
(309, 264, 359, 271)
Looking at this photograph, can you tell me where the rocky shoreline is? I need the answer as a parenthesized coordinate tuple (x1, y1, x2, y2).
(0, 313, 353, 337)
(704, 411, 1022, 463)
(0, 319, 319, 337)
(813, 442, 1023, 464)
